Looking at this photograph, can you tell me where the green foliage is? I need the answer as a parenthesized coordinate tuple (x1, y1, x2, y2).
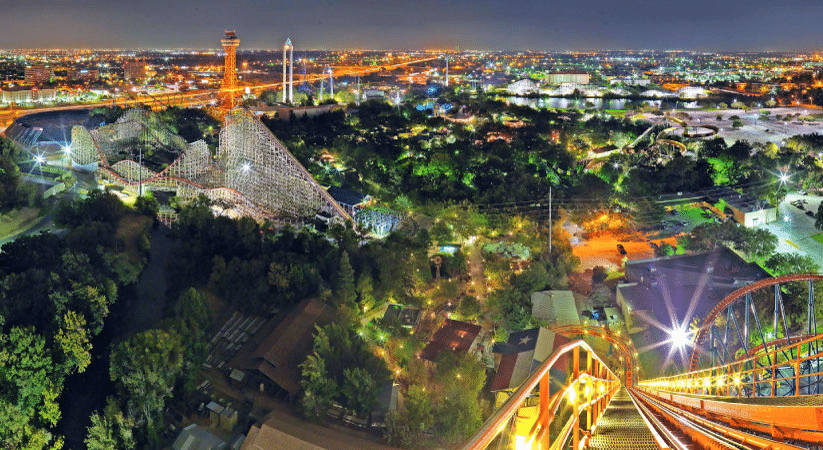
(336, 251, 357, 307)
(109, 329, 183, 433)
(816, 202, 823, 230)
(133, 193, 159, 217)
(54, 311, 92, 374)
(680, 221, 778, 259)
(0, 137, 22, 211)
(301, 323, 390, 418)
(85, 398, 135, 450)
(0, 327, 62, 449)
(299, 353, 338, 419)
(56, 190, 126, 228)
(432, 352, 486, 442)
(591, 266, 608, 285)
(763, 253, 820, 276)
(341, 367, 378, 416)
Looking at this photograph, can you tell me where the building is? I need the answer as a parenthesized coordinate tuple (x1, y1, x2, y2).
(710, 186, 776, 227)
(228, 298, 334, 398)
(1, 87, 56, 104)
(68, 68, 100, 82)
(506, 78, 538, 95)
(616, 248, 769, 375)
(326, 185, 371, 216)
(24, 64, 52, 85)
(677, 86, 708, 99)
(420, 319, 481, 362)
(123, 60, 147, 80)
(530, 290, 580, 326)
(241, 413, 398, 450)
(172, 424, 228, 450)
(545, 71, 590, 85)
(490, 327, 571, 394)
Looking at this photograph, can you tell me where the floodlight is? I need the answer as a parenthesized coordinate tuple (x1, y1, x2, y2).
(668, 326, 691, 350)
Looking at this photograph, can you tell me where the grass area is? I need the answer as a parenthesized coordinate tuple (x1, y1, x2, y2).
(603, 109, 628, 118)
(606, 270, 624, 281)
(0, 207, 42, 238)
(812, 233, 823, 245)
(115, 215, 153, 263)
(679, 205, 713, 224)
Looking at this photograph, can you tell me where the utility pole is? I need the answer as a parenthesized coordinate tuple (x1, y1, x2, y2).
(549, 185, 552, 254)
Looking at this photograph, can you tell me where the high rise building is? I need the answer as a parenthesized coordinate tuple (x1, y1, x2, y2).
(283, 37, 293, 104)
(24, 64, 53, 85)
(123, 61, 147, 80)
(221, 30, 240, 105)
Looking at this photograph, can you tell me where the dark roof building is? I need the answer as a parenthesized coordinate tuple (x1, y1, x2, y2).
(420, 319, 481, 362)
(229, 298, 334, 396)
(616, 247, 769, 376)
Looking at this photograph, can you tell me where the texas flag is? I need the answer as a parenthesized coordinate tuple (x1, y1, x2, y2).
(491, 327, 570, 394)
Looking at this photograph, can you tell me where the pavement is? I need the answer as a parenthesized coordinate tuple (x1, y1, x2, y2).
(764, 192, 823, 268)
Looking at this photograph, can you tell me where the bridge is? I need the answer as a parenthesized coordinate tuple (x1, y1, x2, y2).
(460, 274, 823, 449)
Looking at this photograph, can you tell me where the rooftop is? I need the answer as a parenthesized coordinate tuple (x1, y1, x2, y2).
(420, 319, 481, 362)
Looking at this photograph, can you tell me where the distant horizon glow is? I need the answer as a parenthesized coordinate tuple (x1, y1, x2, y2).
(1, 0, 823, 51)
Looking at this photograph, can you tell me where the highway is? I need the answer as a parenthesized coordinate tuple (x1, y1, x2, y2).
(0, 56, 440, 126)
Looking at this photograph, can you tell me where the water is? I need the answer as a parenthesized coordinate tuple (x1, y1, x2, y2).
(502, 96, 700, 111)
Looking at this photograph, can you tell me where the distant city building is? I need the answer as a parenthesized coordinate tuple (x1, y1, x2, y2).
(677, 86, 708, 99)
(545, 71, 590, 85)
(24, 64, 53, 85)
(506, 78, 538, 95)
(1, 86, 55, 104)
(122, 60, 147, 80)
(609, 77, 652, 87)
(68, 68, 100, 81)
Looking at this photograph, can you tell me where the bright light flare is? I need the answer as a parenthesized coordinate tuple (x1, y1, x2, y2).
(34, 155, 46, 165)
(61, 145, 72, 155)
(241, 162, 251, 173)
(780, 172, 790, 184)
(667, 326, 692, 350)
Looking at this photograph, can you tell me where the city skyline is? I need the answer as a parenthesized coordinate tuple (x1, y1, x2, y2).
(2, 0, 823, 51)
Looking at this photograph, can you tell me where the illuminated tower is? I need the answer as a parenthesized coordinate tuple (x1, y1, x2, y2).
(283, 37, 294, 104)
(445, 56, 449, 87)
(221, 30, 240, 106)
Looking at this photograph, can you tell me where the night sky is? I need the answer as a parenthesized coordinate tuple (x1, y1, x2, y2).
(2, 0, 822, 51)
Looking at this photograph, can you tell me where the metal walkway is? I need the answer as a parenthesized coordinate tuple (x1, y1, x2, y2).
(588, 388, 658, 450)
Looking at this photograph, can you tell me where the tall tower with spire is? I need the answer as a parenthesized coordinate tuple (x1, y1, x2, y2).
(283, 37, 294, 104)
(221, 31, 240, 106)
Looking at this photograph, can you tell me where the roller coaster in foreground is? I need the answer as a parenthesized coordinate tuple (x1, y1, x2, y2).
(460, 273, 823, 449)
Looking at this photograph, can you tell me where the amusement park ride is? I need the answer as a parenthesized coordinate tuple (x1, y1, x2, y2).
(461, 274, 823, 449)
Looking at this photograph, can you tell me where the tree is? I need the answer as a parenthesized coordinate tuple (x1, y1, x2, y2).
(591, 266, 608, 286)
(54, 311, 92, 374)
(299, 353, 338, 419)
(341, 367, 378, 416)
(336, 251, 357, 307)
(0, 327, 62, 449)
(85, 398, 135, 450)
(816, 202, 823, 230)
(109, 329, 183, 437)
(764, 253, 820, 276)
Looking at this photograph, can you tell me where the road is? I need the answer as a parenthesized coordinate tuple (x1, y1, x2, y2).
(1, 56, 441, 126)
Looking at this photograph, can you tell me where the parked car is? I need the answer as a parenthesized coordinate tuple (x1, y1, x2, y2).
(799, 190, 808, 195)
